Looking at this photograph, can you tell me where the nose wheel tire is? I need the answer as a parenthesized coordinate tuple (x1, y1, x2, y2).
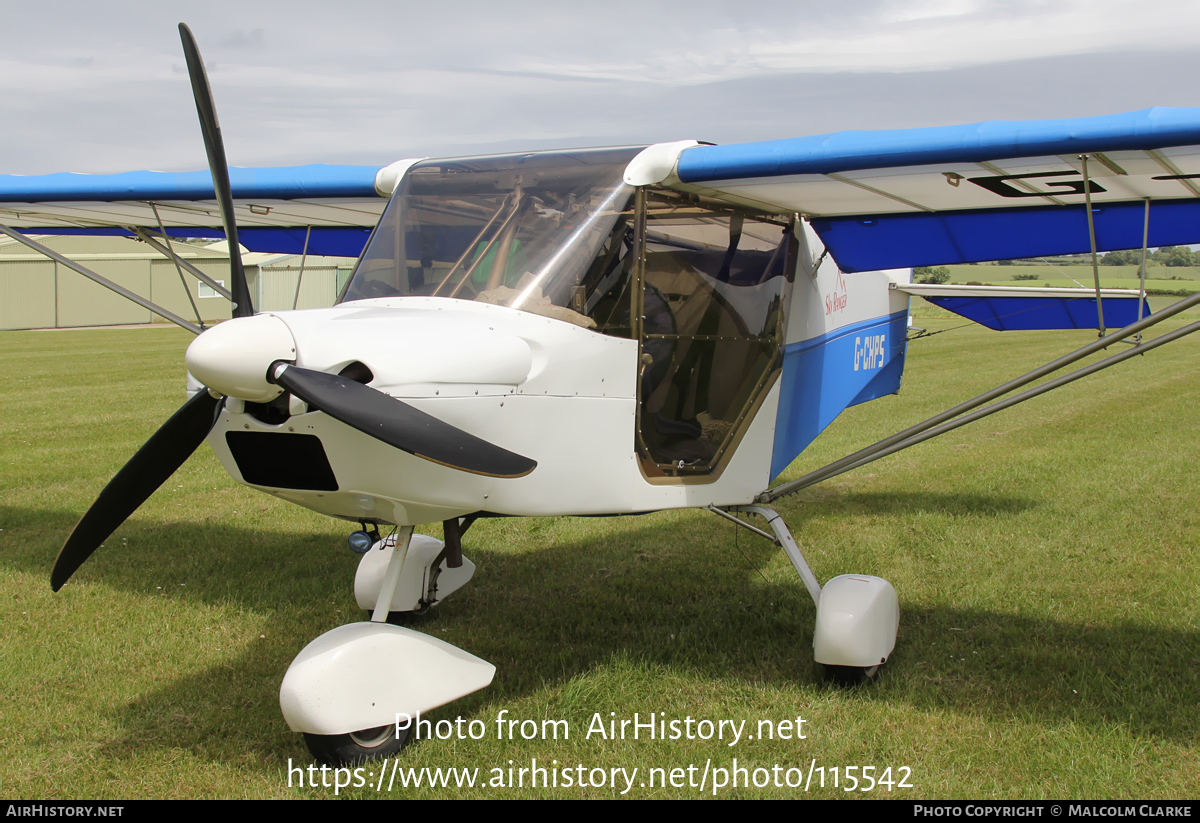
(303, 722, 412, 766)
(822, 664, 882, 687)
(363, 609, 430, 626)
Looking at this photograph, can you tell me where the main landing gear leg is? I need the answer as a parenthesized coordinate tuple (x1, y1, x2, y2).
(716, 505, 899, 684)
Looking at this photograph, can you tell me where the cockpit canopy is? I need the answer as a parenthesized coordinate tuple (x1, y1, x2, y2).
(342, 145, 796, 479)
(340, 147, 641, 330)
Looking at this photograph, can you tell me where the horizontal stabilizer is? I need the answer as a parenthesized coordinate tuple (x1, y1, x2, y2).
(895, 283, 1151, 331)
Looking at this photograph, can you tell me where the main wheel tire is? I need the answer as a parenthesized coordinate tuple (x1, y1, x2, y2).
(362, 609, 425, 626)
(303, 721, 412, 766)
(822, 663, 881, 687)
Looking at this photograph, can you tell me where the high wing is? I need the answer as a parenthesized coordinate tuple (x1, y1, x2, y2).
(6, 107, 1200, 335)
(9, 107, 1200, 267)
(665, 107, 1200, 272)
(0, 162, 412, 257)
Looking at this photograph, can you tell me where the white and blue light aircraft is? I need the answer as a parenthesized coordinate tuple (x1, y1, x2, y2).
(6, 25, 1200, 765)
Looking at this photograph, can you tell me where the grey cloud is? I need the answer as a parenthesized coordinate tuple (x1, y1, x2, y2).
(217, 28, 265, 49)
(2, 2, 1198, 175)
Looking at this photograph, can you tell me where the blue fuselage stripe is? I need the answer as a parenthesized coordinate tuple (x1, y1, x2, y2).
(771, 310, 910, 480)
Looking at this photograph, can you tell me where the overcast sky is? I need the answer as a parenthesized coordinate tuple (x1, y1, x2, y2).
(4, 0, 1200, 176)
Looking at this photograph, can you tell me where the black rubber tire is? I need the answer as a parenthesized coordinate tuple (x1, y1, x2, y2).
(822, 663, 882, 687)
(363, 610, 426, 626)
(303, 721, 412, 766)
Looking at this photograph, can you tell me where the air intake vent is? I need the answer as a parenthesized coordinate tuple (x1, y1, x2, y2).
(226, 432, 338, 491)
(338, 361, 374, 384)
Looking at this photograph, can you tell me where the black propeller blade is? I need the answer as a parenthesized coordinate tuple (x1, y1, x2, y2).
(178, 23, 254, 319)
(270, 363, 537, 479)
(51, 390, 223, 591)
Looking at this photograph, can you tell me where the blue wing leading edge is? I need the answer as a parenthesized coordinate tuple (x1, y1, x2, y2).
(6, 107, 1200, 265)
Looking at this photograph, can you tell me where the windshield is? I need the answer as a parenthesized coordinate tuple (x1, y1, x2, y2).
(340, 147, 641, 330)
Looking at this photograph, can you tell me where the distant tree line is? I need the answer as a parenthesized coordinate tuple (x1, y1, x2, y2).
(913, 266, 950, 284)
(984, 247, 1197, 267)
(1100, 246, 1194, 267)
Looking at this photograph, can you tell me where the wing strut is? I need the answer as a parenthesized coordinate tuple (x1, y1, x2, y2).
(1080, 154, 1106, 336)
(1136, 198, 1150, 341)
(291, 225, 312, 311)
(761, 289, 1200, 502)
(0, 224, 202, 334)
(130, 228, 233, 300)
(150, 203, 205, 331)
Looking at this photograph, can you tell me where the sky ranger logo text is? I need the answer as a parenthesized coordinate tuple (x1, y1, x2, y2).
(825, 271, 848, 317)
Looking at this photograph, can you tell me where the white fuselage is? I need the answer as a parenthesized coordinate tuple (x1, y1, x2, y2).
(200, 296, 779, 525)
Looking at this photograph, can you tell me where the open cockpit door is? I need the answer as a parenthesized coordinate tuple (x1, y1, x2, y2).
(631, 190, 794, 480)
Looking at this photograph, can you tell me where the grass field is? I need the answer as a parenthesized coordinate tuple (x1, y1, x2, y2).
(1, 316, 1198, 799)
(938, 264, 1200, 295)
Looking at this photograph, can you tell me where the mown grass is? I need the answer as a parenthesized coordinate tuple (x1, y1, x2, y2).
(1, 319, 1197, 799)
(938, 264, 1200, 295)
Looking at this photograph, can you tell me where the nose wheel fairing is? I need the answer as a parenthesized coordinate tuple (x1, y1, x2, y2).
(281, 530, 490, 739)
(279, 621, 496, 737)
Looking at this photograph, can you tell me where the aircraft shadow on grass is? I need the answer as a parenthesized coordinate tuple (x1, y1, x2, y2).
(2, 495, 1196, 767)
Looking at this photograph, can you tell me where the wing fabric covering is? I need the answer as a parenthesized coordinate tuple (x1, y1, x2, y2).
(810, 200, 1200, 272)
(676, 108, 1200, 181)
(0, 165, 384, 202)
(671, 108, 1200, 272)
(11, 226, 376, 257)
(51, 390, 222, 591)
(0, 164, 385, 257)
(10, 108, 1200, 265)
